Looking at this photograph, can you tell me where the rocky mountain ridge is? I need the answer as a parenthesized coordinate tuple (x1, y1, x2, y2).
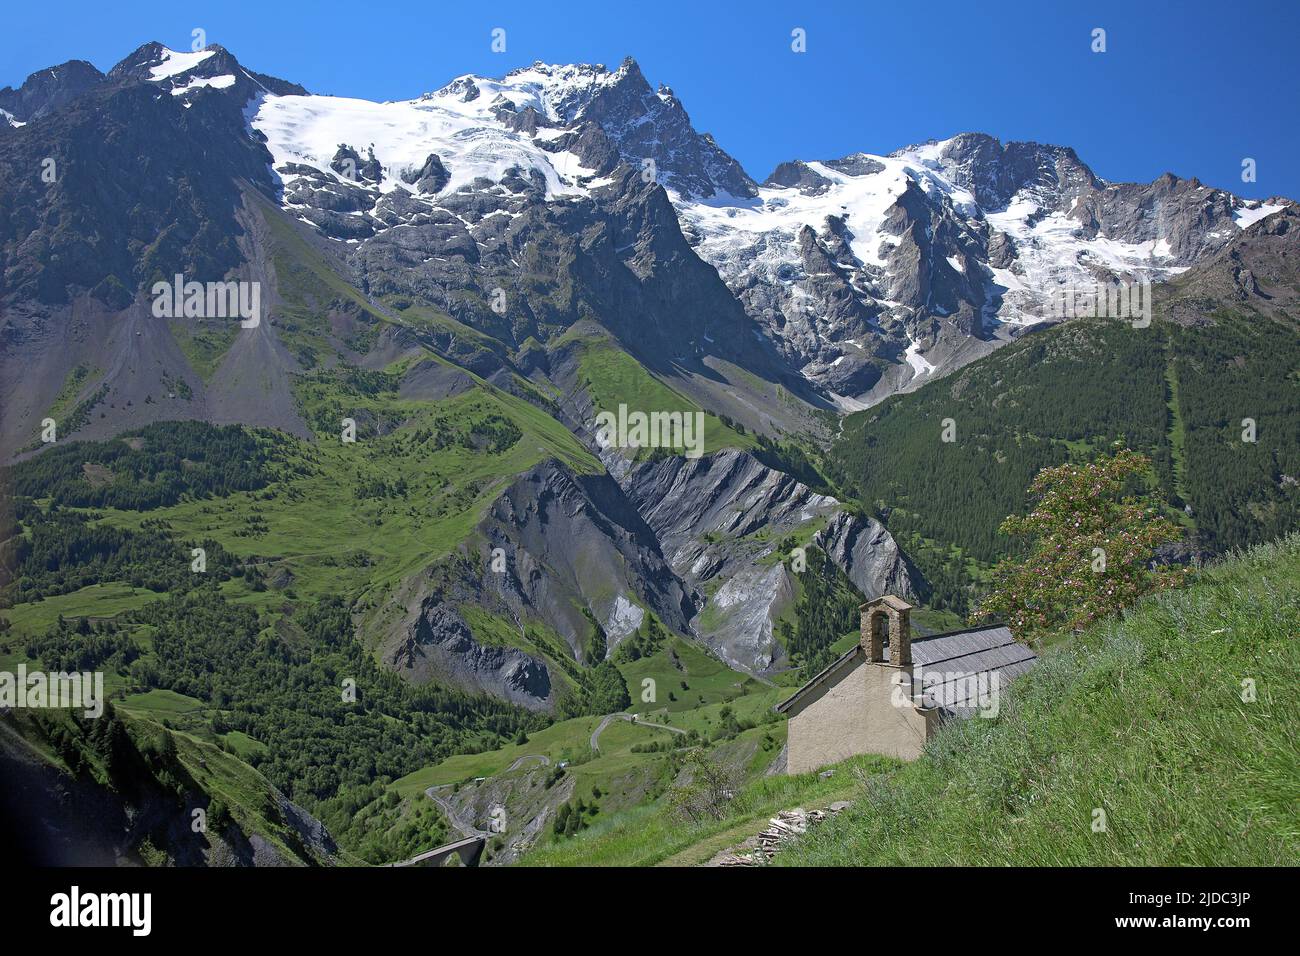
(677, 133, 1290, 405)
(4, 42, 1289, 416)
(370, 447, 923, 703)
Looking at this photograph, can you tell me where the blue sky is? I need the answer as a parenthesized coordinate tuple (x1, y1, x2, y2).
(4, 0, 1297, 200)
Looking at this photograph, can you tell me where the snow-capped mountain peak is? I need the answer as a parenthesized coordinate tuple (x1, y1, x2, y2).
(671, 130, 1290, 403)
(422, 60, 622, 123)
(412, 56, 751, 200)
(145, 46, 217, 81)
(248, 54, 757, 249)
(154, 46, 1290, 406)
(109, 41, 213, 83)
(107, 41, 306, 101)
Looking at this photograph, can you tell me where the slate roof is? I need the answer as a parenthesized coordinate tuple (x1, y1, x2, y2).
(910, 625, 1037, 715)
(775, 623, 1036, 718)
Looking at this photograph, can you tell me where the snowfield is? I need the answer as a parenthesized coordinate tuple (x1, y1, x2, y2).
(147, 48, 215, 80)
(251, 90, 599, 200)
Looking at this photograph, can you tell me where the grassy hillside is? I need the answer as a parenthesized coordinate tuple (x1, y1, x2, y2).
(827, 311, 1300, 613)
(0, 285, 794, 867)
(379, 634, 785, 863)
(566, 332, 757, 456)
(518, 753, 894, 867)
(777, 534, 1300, 866)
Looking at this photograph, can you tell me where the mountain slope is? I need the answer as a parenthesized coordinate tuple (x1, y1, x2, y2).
(0, 59, 104, 124)
(244, 54, 1288, 407)
(0, 701, 343, 866)
(4, 45, 1288, 453)
(825, 207, 1300, 612)
(0, 41, 916, 711)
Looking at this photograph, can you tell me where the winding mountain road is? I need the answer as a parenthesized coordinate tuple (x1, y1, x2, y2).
(423, 717, 686, 840)
(425, 785, 493, 840)
(505, 753, 551, 771)
(590, 713, 688, 751)
(423, 754, 550, 839)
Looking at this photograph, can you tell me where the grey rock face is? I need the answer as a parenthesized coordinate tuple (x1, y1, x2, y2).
(1163, 204, 1300, 324)
(330, 144, 363, 179)
(326, 150, 781, 392)
(814, 511, 919, 602)
(931, 132, 1100, 210)
(478, 459, 695, 656)
(0, 59, 103, 123)
(371, 448, 924, 695)
(388, 603, 554, 710)
(370, 550, 557, 712)
(621, 449, 919, 674)
(704, 562, 796, 673)
(822, 153, 886, 177)
(1071, 172, 1243, 261)
(400, 153, 450, 194)
(764, 161, 832, 196)
(626, 449, 839, 579)
(379, 448, 923, 688)
(568, 58, 757, 200)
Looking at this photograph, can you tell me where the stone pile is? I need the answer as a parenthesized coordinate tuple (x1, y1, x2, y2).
(712, 801, 851, 866)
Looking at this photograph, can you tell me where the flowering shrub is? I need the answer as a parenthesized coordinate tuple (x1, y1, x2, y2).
(973, 449, 1189, 638)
